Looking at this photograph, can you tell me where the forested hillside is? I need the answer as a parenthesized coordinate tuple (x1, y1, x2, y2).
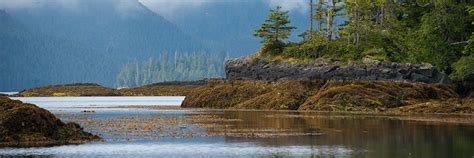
(116, 51, 227, 88)
(0, 10, 110, 91)
(0, 0, 210, 91)
(254, 0, 474, 81)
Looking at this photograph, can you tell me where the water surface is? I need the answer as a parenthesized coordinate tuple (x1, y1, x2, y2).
(1, 97, 474, 158)
(10, 96, 185, 109)
(0, 92, 18, 95)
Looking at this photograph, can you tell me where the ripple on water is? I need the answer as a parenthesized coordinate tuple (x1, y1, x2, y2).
(0, 143, 354, 157)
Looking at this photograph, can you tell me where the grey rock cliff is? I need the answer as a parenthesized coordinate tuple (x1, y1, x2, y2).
(225, 56, 447, 83)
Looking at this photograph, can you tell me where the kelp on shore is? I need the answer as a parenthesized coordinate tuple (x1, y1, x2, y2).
(0, 96, 100, 147)
(15, 80, 474, 114)
(182, 80, 474, 114)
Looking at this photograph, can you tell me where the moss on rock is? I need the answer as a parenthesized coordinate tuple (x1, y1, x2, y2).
(0, 96, 99, 147)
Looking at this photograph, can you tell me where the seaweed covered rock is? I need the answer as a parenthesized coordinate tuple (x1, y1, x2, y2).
(235, 80, 325, 110)
(182, 80, 324, 110)
(16, 81, 210, 97)
(120, 80, 208, 96)
(18, 83, 119, 96)
(182, 80, 470, 113)
(299, 81, 458, 112)
(391, 99, 474, 114)
(0, 96, 99, 147)
(182, 80, 273, 108)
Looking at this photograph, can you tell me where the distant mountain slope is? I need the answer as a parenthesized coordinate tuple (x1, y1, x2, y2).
(0, 10, 111, 91)
(10, 0, 207, 59)
(0, 0, 317, 91)
(165, 1, 310, 56)
(0, 0, 211, 91)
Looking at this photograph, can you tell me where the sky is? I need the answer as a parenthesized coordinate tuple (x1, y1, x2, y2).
(0, 0, 308, 19)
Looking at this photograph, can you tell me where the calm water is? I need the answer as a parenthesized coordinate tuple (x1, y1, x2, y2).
(10, 96, 185, 109)
(0, 92, 18, 95)
(1, 97, 474, 158)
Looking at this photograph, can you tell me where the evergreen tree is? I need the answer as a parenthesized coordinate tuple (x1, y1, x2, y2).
(314, 0, 327, 33)
(325, 0, 344, 40)
(451, 5, 474, 81)
(116, 51, 227, 88)
(254, 6, 296, 55)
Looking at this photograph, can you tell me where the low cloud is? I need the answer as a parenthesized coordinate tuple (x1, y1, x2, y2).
(138, 0, 210, 18)
(0, 0, 80, 10)
(0, 0, 308, 17)
(139, 0, 308, 18)
(267, 0, 308, 13)
(116, 0, 143, 17)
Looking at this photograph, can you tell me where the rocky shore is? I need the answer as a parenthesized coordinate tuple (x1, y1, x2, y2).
(0, 96, 100, 147)
(226, 56, 447, 83)
(15, 79, 473, 114)
(13, 56, 474, 114)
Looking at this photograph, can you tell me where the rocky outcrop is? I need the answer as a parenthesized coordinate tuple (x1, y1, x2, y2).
(225, 57, 447, 83)
(0, 96, 100, 147)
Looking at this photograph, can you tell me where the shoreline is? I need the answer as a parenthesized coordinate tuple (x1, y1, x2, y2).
(11, 79, 474, 114)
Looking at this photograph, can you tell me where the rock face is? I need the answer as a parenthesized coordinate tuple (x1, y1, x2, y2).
(225, 57, 447, 83)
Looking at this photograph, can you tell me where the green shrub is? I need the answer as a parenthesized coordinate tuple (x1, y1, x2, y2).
(260, 41, 287, 56)
(450, 54, 474, 81)
(362, 48, 388, 61)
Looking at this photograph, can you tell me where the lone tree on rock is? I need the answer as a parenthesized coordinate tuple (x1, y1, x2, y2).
(254, 6, 296, 55)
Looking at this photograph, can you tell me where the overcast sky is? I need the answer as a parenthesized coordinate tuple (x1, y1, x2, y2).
(0, 0, 308, 18)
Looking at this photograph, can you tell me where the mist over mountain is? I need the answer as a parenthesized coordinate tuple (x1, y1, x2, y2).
(0, 0, 310, 91)
(0, 10, 109, 91)
(162, 0, 309, 56)
(1, 0, 207, 91)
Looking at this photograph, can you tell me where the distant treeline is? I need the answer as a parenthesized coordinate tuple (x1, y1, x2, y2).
(116, 51, 228, 88)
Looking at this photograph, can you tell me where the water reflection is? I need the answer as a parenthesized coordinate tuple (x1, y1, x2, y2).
(207, 111, 474, 158)
(1, 108, 474, 158)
